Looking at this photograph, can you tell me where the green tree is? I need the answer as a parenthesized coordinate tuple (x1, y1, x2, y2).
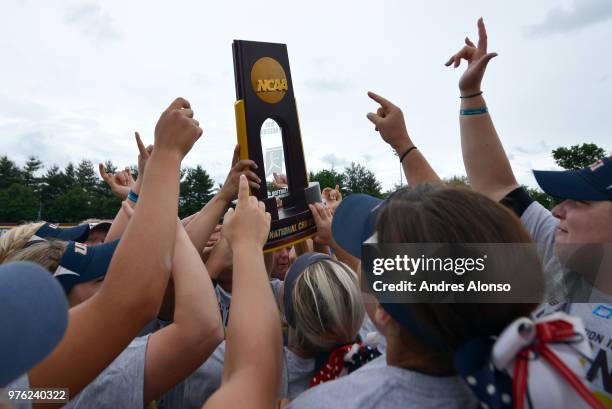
(76, 160, 98, 192)
(552, 143, 606, 170)
(0, 184, 39, 222)
(341, 162, 383, 198)
(383, 182, 403, 198)
(23, 156, 43, 188)
(45, 187, 92, 222)
(93, 160, 123, 219)
(444, 175, 470, 188)
(309, 169, 345, 190)
(179, 166, 215, 217)
(0, 156, 23, 189)
(39, 165, 77, 221)
(524, 186, 559, 210)
(64, 163, 77, 188)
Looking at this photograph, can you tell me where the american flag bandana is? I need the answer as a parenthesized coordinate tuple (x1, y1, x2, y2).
(310, 342, 381, 387)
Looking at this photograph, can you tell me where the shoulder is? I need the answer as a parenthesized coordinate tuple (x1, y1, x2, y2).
(65, 336, 150, 409)
(286, 356, 392, 409)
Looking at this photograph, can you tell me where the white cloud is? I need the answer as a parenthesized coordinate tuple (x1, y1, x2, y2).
(526, 0, 612, 36)
(64, 2, 120, 42)
(320, 154, 349, 169)
(0, 0, 610, 193)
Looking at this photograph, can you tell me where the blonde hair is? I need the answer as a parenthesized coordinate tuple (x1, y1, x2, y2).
(0, 222, 45, 263)
(4, 239, 67, 273)
(290, 260, 365, 354)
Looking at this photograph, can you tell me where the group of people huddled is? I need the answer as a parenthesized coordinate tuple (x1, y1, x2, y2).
(1, 19, 611, 409)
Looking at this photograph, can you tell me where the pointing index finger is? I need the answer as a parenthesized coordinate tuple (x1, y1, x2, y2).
(135, 132, 148, 158)
(477, 17, 487, 52)
(237, 174, 249, 202)
(367, 91, 394, 110)
(98, 163, 110, 181)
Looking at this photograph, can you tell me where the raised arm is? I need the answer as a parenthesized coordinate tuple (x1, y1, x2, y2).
(143, 220, 224, 404)
(29, 97, 202, 406)
(445, 18, 519, 201)
(366, 91, 441, 186)
(185, 144, 261, 252)
(104, 132, 152, 243)
(309, 202, 359, 272)
(204, 175, 282, 409)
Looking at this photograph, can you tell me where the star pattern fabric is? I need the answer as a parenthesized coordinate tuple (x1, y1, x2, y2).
(310, 343, 382, 387)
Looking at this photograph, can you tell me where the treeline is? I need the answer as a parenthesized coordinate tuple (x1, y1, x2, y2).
(0, 156, 216, 222)
(0, 143, 605, 222)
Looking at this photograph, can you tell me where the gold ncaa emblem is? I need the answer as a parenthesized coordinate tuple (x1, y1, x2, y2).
(251, 57, 288, 104)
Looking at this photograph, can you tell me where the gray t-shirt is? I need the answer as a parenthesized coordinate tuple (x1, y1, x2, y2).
(216, 279, 283, 326)
(522, 201, 612, 400)
(286, 355, 477, 409)
(159, 341, 314, 409)
(64, 335, 149, 409)
(3, 374, 32, 409)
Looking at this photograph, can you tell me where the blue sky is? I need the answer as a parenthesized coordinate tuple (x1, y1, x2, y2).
(0, 0, 610, 190)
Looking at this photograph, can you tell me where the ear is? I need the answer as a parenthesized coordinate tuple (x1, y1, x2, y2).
(375, 303, 391, 325)
(374, 304, 403, 337)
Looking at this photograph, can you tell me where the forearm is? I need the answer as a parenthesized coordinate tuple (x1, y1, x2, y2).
(223, 243, 282, 382)
(173, 227, 222, 334)
(185, 195, 228, 252)
(29, 153, 181, 400)
(143, 227, 223, 403)
(294, 239, 312, 256)
(103, 151, 180, 308)
(330, 240, 360, 273)
(460, 95, 519, 200)
(181, 210, 199, 227)
(312, 240, 330, 255)
(104, 203, 131, 242)
(393, 137, 441, 186)
(205, 238, 232, 281)
(105, 174, 142, 243)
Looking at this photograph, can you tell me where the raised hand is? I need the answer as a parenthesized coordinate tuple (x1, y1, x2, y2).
(99, 163, 134, 200)
(218, 144, 261, 203)
(273, 172, 288, 189)
(308, 202, 334, 247)
(223, 175, 271, 249)
(205, 224, 223, 248)
(154, 97, 203, 159)
(366, 92, 412, 153)
(322, 184, 342, 214)
(135, 132, 153, 177)
(444, 17, 498, 96)
(121, 200, 135, 218)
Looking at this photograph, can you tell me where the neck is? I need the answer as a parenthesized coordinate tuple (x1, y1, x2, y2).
(385, 336, 454, 376)
(287, 329, 314, 359)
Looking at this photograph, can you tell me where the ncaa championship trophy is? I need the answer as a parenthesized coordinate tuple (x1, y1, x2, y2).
(232, 40, 321, 252)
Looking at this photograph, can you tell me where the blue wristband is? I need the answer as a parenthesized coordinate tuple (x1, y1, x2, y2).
(460, 106, 488, 116)
(127, 190, 139, 203)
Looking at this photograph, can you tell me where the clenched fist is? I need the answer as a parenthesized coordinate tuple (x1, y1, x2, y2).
(154, 97, 203, 159)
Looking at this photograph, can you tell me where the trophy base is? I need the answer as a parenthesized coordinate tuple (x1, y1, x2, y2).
(263, 208, 316, 253)
(262, 182, 321, 253)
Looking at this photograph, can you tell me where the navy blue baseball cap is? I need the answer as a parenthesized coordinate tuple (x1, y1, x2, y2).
(53, 240, 119, 294)
(31, 222, 90, 243)
(533, 156, 612, 201)
(0, 261, 68, 386)
(331, 194, 383, 259)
